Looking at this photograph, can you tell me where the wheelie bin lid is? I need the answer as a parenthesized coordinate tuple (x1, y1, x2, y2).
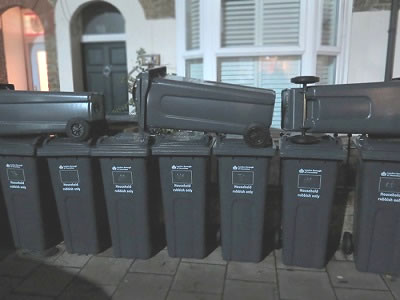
(355, 136, 400, 162)
(91, 133, 150, 157)
(279, 135, 346, 161)
(0, 136, 44, 156)
(151, 132, 213, 156)
(37, 137, 94, 157)
(213, 135, 276, 157)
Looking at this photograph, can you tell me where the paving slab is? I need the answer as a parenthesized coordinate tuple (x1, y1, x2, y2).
(0, 277, 22, 299)
(383, 275, 400, 299)
(79, 257, 132, 286)
(130, 250, 180, 275)
(3, 295, 54, 300)
(278, 269, 336, 300)
(171, 262, 225, 294)
(335, 288, 394, 300)
(96, 247, 114, 258)
(327, 261, 387, 290)
(0, 254, 41, 277)
(182, 247, 227, 265)
(223, 280, 278, 300)
(226, 254, 276, 283)
(58, 279, 116, 300)
(112, 273, 172, 300)
(14, 265, 79, 297)
(275, 250, 326, 272)
(52, 251, 91, 269)
(167, 291, 221, 300)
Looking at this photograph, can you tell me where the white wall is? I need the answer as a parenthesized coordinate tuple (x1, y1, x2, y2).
(55, 0, 176, 91)
(348, 10, 400, 83)
(2, 7, 28, 90)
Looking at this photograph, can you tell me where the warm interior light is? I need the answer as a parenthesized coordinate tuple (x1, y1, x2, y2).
(37, 50, 49, 91)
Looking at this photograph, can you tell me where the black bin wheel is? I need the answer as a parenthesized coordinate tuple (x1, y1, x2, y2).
(244, 123, 272, 148)
(291, 76, 320, 85)
(274, 229, 282, 250)
(341, 231, 354, 255)
(66, 118, 91, 141)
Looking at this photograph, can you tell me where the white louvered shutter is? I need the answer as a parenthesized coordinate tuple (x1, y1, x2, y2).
(260, 56, 301, 128)
(222, 0, 256, 47)
(219, 58, 258, 86)
(321, 0, 339, 46)
(262, 0, 301, 46)
(186, 0, 200, 50)
(186, 59, 204, 79)
(316, 55, 336, 85)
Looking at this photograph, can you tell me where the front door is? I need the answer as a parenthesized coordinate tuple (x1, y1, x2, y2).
(82, 42, 128, 116)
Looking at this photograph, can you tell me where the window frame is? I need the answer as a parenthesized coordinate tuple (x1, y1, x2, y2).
(177, 0, 353, 84)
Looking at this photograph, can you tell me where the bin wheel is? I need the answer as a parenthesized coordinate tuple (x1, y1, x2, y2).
(66, 118, 91, 141)
(216, 230, 221, 244)
(290, 76, 320, 85)
(341, 232, 354, 255)
(244, 123, 272, 148)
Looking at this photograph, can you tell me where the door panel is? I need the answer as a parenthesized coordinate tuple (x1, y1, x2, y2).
(82, 42, 128, 115)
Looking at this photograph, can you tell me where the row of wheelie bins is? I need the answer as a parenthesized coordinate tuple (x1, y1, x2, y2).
(0, 133, 399, 274)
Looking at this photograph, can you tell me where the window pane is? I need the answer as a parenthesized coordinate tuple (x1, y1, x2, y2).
(316, 55, 336, 84)
(221, 0, 256, 47)
(186, 0, 200, 50)
(262, 0, 301, 46)
(81, 2, 125, 34)
(260, 56, 301, 128)
(186, 59, 203, 79)
(321, 0, 339, 46)
(218, 56, 301, 128)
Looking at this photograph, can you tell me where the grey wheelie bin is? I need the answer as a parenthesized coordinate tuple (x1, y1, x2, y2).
(280, 135, 346, 268)
(214, 136, 276, 262)
(91, 133, 165, 259)
(152, 133, 218, 258)
(350, 136, 400, 274)
(0, 186, 13, 249)
(37, 137, 111, 254)
(0, 137, 62, 252)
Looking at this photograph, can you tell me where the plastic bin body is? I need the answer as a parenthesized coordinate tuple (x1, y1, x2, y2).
(38, 138, 110, 254)
(353, 137, 400, 274)
(0, 186, 13, 249)
(0, 91, 104, 136)
(152, 133, 217, 258)
(280, 136, 345, 268)
(91, 133, 165, 259)
(281, 81, 400, 136)
(0, 137, 62, 251)
(136, 67, 275, 134)
(214, 137, 276, 262)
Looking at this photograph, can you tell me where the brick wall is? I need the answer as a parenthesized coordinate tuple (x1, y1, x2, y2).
(353, 0, 392, 12)
(0, 0, 59, 90)
(139, 0, 175, 19)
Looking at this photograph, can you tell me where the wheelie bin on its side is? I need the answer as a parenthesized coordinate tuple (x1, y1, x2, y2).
(152, 133, 218, 259)
(350, 136, 400, 274)
(0, 186, 13, 249)
(214, 136, 276, 262)
(91, 133, 165, 259)
(0, 137, 62, 252)
(37, 137, 111, 255)
(280, 135, 346, 269)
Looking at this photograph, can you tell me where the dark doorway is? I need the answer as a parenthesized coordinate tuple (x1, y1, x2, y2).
(82, 42, 128, 117)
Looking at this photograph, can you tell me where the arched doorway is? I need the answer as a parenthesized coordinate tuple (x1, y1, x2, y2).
(0, 7, 49, 91)
(78, 1, 128, 119)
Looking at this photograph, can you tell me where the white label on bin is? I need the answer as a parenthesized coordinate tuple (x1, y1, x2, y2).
(232, 165, 255, 195)
(6, 163, 27, 190)
(378, 171, 400, 202)
(59, 165, 81, 192)
(171, 165, 193, 193)
(112, 165, 133, 194)
(296, 169, 322, 199)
